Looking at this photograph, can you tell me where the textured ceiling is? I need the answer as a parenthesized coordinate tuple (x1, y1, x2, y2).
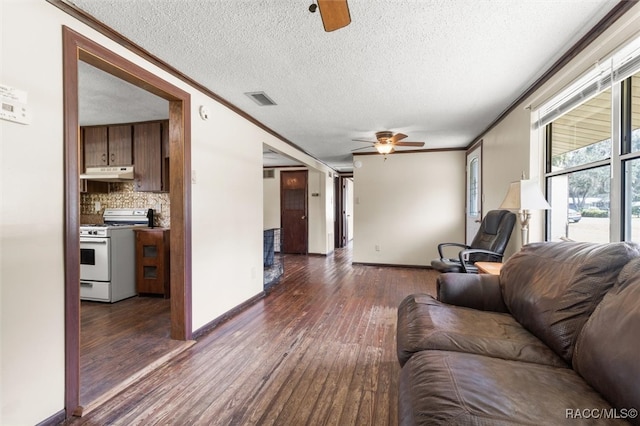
(69, 0, 620, 171)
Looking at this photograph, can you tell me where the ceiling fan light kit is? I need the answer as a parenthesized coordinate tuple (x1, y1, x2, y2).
(352, 131, 425, 156)
(374, 142, 394, 155)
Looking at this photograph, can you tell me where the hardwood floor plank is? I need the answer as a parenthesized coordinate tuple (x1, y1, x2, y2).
(66, 245, 439, 425)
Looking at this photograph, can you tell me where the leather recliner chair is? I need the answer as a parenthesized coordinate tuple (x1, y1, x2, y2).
(430, 209, 516, 273)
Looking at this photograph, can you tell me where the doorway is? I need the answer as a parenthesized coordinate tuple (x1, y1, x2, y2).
(466, 141, 483, 243)
(334, 174, 353, 248)
(63, 27, 192, 417)
(281, 170, 308, 254)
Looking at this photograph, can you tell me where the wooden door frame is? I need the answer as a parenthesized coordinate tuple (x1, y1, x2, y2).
(63, 27, 192, 417)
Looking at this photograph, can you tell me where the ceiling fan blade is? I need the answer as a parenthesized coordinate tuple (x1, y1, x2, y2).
(317, 0, 351, 32)
(395, 141, 425, 147)
(352, 146, 374, 152)
(352, 139, 376, 143)
(390, 133, 408, 144)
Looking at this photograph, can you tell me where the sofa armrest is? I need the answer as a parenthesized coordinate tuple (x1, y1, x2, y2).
(437, 273, 509, 313)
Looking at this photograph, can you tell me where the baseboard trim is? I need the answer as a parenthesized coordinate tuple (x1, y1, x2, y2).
(192, 291, 266, 340)
(307, 252, 328, 257)
(36, 409, 66, 426)
(352, 262, 433, 269)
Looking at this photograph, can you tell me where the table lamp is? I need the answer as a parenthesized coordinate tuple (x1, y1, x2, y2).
(499, 179, 551, 245)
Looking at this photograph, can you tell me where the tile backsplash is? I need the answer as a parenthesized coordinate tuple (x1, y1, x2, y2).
(80, 182, 170, 228)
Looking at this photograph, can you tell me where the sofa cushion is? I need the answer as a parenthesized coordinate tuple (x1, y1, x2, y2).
(500, 241, 640, 364)
(573, 258, 640, 424)
(399, 350, 625, 425)
(396, 294, 566, 367)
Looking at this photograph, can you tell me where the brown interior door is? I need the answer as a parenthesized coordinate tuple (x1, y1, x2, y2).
(281, 170, 308, 254)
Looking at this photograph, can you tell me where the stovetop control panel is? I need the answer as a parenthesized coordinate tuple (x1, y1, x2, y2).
(80, 227, 109, 237)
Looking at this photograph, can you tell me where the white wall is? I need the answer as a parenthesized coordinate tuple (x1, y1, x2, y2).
(353, 151, 466, 266)
(263, 171, 281, 229)
(2, 2, 70, 423)
(477, 106, 532, 258)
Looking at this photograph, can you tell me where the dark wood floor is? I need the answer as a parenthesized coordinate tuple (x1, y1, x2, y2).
(69, 245, 438, 425)
(80, 296, 192, 409)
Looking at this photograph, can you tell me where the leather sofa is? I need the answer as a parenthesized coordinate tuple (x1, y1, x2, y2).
(396, 241, 640, 425)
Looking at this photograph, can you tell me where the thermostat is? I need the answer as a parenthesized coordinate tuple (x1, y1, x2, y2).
(1, 84, 30, 125)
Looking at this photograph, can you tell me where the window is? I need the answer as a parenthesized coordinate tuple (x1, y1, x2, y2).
(623, 72, 640, 240)
(469, 157, 480, 217)
(539, 35, 640, 243)
(549, 89, 611, 172)
(624, 158, 640, 241)
(548, 166, 610, 243)
(629, 75, 640, 153)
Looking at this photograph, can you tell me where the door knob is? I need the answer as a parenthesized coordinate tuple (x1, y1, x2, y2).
(301, 216, 306, 219)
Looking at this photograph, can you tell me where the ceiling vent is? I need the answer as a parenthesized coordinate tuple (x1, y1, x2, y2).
(263, 169, 276, 179)
(245, 91, 277, 106)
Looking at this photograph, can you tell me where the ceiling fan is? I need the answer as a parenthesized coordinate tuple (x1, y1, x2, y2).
(353, 131, 425, 155)
(309, 0, 351, 32)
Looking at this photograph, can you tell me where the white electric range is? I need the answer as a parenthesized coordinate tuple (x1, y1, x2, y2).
(80, 208, 150, 302)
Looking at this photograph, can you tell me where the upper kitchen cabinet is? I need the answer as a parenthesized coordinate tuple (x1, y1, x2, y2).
(133, 121, 162, 192)
(81, 120, 168, 192)
(83, 126, 108, 167)
(83, 125, 132, 167)
(107, 125, 133, 166)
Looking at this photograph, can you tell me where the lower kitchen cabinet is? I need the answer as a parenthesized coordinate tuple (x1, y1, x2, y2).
(134, 228, 170, 298)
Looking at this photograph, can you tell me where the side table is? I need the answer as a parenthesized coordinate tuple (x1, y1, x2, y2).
(475, 262, 503, 275)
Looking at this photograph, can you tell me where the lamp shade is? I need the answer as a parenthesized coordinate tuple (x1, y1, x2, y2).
(499, 179, 551, 211)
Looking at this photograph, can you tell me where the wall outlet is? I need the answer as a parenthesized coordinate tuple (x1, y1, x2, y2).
(155, 202, 162, 213)
(94, 201, 101, 212)
(375, 244, 380, 252)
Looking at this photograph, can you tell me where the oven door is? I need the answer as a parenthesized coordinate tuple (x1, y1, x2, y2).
(80, 237, 110, 282)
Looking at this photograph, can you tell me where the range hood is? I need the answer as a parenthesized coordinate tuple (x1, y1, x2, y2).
(80, 166, 134, 182)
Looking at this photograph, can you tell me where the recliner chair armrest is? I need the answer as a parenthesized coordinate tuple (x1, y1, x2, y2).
(437, 273, 509, 312)
(458, 248, 503, 272)
(437, 242, 471, 259)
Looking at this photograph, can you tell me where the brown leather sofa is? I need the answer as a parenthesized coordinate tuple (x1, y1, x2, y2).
(396, 241, 640, 425)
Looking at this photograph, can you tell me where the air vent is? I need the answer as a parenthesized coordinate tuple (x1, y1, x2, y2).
(245, 91, 277, 106)
(263, 169, 275, 179)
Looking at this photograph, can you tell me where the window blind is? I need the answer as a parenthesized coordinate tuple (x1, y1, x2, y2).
(535, 34, 640, 129)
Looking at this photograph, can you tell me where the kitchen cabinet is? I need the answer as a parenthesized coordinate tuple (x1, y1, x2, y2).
(83, 126, 108, 167)
(134, 228, 170, 297)
(133, 122, 162, 192)
(83, 125, 132, 167)
(80, 120, 167, 192)
(107, 125, 133, 166)
(80, 127, 108, 193)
